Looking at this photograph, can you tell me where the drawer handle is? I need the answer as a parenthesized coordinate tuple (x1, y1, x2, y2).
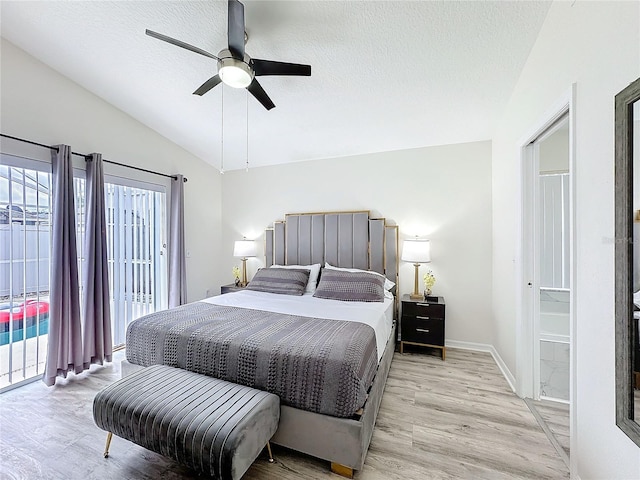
(416, 316, 430, 320)
(416, 303, 430, 307)
(416, 328, 430, 333)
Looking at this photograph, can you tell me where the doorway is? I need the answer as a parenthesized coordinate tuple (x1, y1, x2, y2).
(520, 107, 573, 467)
(536, 117, 570, 402)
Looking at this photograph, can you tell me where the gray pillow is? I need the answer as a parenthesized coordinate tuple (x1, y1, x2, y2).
(246, 267, 310, 296)
(313, 269, 385, 302)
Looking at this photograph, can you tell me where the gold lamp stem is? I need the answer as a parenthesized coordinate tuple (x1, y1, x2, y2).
(410, 263, 422, 300)
(240, 257, 248, 287)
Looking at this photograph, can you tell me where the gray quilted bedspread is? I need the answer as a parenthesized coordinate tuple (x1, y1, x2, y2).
(125, 302, 379, 418)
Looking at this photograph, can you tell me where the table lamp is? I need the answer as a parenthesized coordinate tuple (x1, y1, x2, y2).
(233, 239, 256, 287)
(402, 238, 431, 300)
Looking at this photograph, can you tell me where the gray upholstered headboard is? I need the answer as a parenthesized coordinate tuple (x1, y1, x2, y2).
(264, 211, 398, 285)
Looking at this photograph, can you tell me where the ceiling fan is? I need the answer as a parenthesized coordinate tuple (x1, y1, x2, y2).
(146, 0, 311, 111)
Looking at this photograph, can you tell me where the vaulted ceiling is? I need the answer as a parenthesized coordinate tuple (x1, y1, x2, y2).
(1, 1, 551, 171)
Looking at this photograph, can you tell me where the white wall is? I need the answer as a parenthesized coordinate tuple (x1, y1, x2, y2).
(539, 124, 569, 173)
(0, 39, 225, 303)
(221, 141, 494, 346)
(491, 1, 640, 478)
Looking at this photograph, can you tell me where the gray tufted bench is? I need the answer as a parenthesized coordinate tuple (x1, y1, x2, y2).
(93, 364, 280, 480)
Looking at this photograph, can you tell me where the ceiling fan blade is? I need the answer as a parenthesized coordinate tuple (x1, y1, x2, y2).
(193, 75, 222, 96)
(247, 79, 275, 110)
(227, 0, 245, 60)
(252, 59, 311, 77)
(146, 29, 219, 61)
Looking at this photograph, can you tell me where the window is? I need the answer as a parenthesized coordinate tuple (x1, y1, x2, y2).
(0, 153, 168, 389)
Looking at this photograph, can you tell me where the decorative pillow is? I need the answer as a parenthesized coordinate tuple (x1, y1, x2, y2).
(313, 269, 385, 302)
(324, 262, 396, 291)
(246, 267, 310, 296)
(272, 263, 321, 294)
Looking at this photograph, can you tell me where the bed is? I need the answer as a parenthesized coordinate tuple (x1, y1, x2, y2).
(121, 211, 399, 476)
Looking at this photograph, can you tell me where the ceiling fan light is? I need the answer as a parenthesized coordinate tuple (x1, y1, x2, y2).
(220, 65, 252, 88)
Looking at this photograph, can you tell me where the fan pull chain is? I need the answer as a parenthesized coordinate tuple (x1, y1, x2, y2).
(246, 89, 249, 172)
(220, 85, 225, 175)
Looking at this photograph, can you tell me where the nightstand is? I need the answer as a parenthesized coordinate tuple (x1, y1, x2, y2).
(400, 294, 446, 360)
(220, 284, 246, 294)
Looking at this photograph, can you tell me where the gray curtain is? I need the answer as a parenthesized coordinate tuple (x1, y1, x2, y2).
(82, 153, 113, 368)
(43, 145, 83, 386)
(168, 174, 186, 307)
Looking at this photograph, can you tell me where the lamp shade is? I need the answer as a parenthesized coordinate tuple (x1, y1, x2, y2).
(233, 240, 256, 258)
(401, 239, 431, 263)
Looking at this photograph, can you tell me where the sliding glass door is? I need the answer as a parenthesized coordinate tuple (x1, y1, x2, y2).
(0, 159, 52, 388)
(104, 181, 167, 346)
(0, 153, 168, 389)
(75, 178, 167, 347)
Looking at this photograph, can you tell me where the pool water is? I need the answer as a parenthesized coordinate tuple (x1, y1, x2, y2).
(0, 315, 49, 345)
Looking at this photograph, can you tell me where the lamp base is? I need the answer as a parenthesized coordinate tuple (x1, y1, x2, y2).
(241, 258, 248, 287)
(410, 263, 423, 300)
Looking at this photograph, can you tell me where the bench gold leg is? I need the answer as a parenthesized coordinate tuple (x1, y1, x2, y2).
(266, 441, 274, 463)
(331, 462, 354, 478)
(104, 432, 113, 458)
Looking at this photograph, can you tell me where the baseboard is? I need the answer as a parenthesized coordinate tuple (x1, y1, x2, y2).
(445, 340, 517, 393)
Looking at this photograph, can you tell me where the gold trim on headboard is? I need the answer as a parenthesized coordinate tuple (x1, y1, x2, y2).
(284, 210, 371, 218)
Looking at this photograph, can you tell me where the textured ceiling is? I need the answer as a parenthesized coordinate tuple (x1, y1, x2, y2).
(1, 1, 551, 171)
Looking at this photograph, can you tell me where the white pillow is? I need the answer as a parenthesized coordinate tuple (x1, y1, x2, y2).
(324, 262, 396, 291)
(272, 263, 321, 294)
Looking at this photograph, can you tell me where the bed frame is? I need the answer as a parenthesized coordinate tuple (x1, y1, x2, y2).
(121, 211, 399, 478)
(265, 211, 399, 477)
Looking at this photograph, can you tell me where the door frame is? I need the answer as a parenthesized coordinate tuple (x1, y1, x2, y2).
(522, 115, 570, 399)
(515, 85, 576, 467)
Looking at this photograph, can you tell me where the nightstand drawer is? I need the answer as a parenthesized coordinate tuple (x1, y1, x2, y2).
(401, 316, 444, 346)
(402, 301, 445, 319)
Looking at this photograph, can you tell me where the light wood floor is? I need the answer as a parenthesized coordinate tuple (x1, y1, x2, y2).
(0, 348, 569, 479)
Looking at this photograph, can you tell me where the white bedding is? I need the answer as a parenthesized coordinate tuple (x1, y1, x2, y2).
(202, 290, 394, 362)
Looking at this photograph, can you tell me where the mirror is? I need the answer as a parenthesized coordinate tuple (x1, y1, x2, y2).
(615, 76, 640, 445)
(635, 100, 640, 425)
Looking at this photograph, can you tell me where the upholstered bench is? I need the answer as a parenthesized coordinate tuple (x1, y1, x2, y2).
(93, 364, 280, 480)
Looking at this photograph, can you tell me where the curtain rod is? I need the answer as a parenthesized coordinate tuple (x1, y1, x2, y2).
(0, 133, 187, 182)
